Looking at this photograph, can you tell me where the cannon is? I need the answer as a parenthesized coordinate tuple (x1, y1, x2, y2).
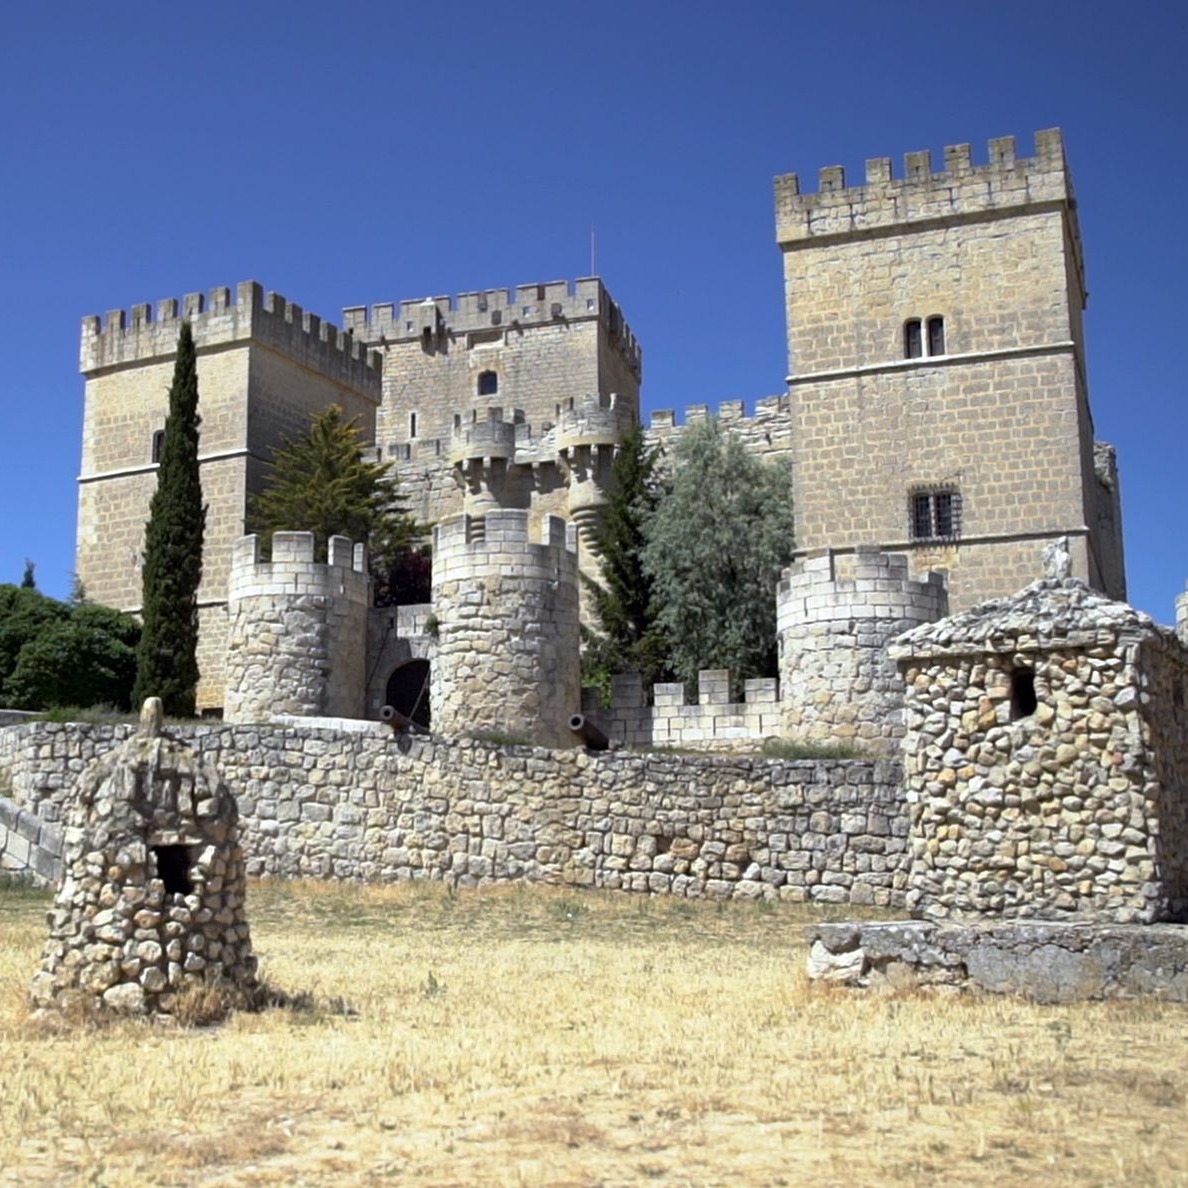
(380, 704, 421, 733)
(568, 712, 609, 751)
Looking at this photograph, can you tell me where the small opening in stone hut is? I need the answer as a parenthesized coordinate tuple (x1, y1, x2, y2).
(654, 834, 673, 856)
(1010, 669, 1038, 720)
(152, 845, 193, 896)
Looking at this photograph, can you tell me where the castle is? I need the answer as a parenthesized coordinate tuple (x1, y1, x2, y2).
(76, 128, 1127, 731)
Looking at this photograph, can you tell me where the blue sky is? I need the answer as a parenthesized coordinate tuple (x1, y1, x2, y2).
(1, 1, 1184, 620)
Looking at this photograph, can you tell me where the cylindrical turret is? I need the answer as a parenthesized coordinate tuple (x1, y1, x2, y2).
(431, 511, 580, 747)
(224, 532, 370, 723)
(776, 548, 948, 753)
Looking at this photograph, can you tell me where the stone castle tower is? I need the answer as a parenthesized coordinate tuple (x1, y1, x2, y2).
(77, 282, 382, 709)
(774, 128, 1125, 611)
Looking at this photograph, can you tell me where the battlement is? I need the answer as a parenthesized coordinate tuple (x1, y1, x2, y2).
(343, 277, 642, 374)
(448, 407, 525, 464)
(228, 531, 370, 602)
(81, 281, 382, 397)
(648, 395, 788, 432)
(777, 548, 948, 625)
(557, 392, 637, 450)
(775, 129, 1074, 245)
(433, 510, 577, 559)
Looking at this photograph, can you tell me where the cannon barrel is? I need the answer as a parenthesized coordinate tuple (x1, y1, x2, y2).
(568, 713, 608, 751)
(380, 704, 419, 732)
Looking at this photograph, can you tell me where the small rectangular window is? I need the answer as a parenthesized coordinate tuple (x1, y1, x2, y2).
(904, 319, 923, 359)
(909, 488, 962, 541)
(927, 315, 945, 356)
(409, 412, 418, 439)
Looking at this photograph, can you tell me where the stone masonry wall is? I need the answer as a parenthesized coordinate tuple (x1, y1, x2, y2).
(777, 550, 948, 753)
(0, 722, 907, 907)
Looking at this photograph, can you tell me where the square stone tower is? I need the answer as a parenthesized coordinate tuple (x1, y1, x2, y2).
(77, 282, 382, 711)
(342, 278, 642, 526)
(775, 129, 1125, 610)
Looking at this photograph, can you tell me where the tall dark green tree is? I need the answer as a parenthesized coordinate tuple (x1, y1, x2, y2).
(133, 321, 205, 716)
(249, 404, 422, 597)
(582, 422, 668, 687)
(641, 418, 795, 690)
(20, 560, 35, 589)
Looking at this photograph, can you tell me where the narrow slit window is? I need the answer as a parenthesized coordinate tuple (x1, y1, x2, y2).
(1010, 669, 1038, 720)
(904, 318, 923, 359)
(151, 429, 166, 463)
(927, 315, 946, 356)
(409, 412, 418, 439)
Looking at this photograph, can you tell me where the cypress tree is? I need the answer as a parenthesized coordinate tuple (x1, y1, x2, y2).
(133, 321, 205, 716)
(582, 422, 669, 687)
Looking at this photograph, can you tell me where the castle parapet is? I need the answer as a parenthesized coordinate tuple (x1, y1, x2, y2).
(448, 408, 521, 465)
(775, 130, 1073, 246)
(224, 531, 370, 724)
(81, 281, 382, 397)
(557, 392, 637, 450)
(777, 549, 948, 754)
(343, 277, 642, 378)
(432, 511, 580, 747)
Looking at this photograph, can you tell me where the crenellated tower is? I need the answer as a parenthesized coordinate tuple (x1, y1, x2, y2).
(77, 281, 382, 711)
(430, 510, 581, 747)
(223, 531, 371, 724)
(775, 130, 1126, 611)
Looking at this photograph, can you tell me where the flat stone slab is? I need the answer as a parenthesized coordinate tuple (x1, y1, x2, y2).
(806, 919, 1188, 1003)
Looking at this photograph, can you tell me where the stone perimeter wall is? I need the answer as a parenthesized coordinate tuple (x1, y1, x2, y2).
(0, 722, 906, 906)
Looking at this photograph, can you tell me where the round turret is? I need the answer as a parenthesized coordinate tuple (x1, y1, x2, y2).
(224, 532, 370, 723)
(776, 549, 948, 753)
(431, 511, 581, 747)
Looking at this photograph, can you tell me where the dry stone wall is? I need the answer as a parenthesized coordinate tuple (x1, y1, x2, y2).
(0, 722, 907, 907)
(891, 578, 1188, 924)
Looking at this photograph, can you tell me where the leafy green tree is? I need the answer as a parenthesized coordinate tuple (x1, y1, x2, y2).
(20, 560, 35, 589)
(641, 418, 795, 690)
(134, 321, 205, 716)
(582, 422, 669, 687)
(0, 586, 140, 710)
(249, 404, 421, 592)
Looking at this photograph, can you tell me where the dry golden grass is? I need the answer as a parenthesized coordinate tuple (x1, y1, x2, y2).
(2, 877, 1187, 1187)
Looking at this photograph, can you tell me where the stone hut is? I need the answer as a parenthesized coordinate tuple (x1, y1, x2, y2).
(31, 700, 257, 1017)
(889, 575, 1188, 924)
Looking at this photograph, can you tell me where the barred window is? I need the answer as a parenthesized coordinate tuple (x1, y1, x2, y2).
(909, 488, 962, 540)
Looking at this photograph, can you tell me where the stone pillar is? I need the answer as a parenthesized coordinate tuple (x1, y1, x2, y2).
(224, 532, 370, 723)
(776, 548, 948, 753)
(431, 510, 581, 748)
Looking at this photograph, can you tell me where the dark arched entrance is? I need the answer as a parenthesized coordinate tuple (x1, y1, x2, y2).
(385, 660, 431, 729)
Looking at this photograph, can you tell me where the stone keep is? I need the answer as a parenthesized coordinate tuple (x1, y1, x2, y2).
(776, 549, 948, 753)
(224, 532, 370, 724)
(77, 282, 382, 711)
(31, 700, 257, 1018)
(889, 577, 1188, 924)
(775, 130, 1125, 611)
(431, 510, 580, 748)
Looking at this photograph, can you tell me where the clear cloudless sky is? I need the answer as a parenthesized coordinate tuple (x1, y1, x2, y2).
(0, 1, 1184, 619)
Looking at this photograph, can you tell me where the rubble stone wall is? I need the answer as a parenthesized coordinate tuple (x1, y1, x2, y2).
(0, 722, 907, 907)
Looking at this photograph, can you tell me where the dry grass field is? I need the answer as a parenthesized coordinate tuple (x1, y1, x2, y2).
(2, 878, 1187, 1188)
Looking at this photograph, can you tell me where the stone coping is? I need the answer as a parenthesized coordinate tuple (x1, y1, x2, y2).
(806, 919, 1188, 1002)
